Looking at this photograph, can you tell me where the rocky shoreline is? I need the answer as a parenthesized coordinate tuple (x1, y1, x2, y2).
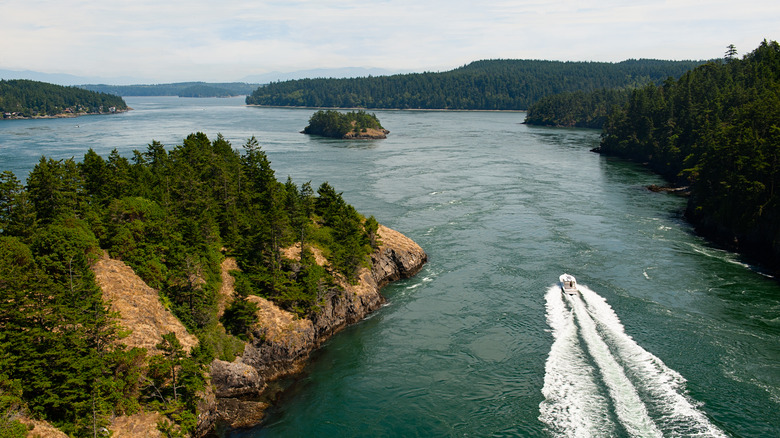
(85, 224, 426, 437)
(197, 224, 427, 436)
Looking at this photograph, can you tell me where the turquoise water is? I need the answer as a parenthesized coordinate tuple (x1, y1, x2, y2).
(2, 97, 778, 437)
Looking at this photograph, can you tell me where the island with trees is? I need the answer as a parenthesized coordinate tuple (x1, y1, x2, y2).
(302, 110, 389, 139)
(0, 133, 426, 436)
(246, 58, 704, 110)
(0, 79, 128, 119)
(596, 40, 780, 272)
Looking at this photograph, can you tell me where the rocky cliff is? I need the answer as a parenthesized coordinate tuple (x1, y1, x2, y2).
(203, 224, 427, 433)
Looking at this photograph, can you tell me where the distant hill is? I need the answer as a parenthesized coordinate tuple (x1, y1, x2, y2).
(240, 67, 411, 83)
(1, 79, 128, 118)
(79, 82, 260, 97)
(246, 58, 706, 110)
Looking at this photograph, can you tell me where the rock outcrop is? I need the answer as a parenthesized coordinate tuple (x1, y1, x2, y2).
(86, 226, 424, 437)
(342, 127, 390, 139)
(203, 225, 426, 432)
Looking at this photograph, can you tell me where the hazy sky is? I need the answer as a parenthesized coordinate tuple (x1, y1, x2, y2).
(1, 0, 777, 83)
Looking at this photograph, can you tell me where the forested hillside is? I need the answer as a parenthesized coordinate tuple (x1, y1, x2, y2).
(599, 40, 780, 271)
(0, 79, 127, 118)
(81, 82, 260, 97)
(0, 133, 379, 436)
(246, 59, 704, 110)
(524, 88, 632, 128)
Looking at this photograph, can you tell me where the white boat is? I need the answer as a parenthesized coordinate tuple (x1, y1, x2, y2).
(559, 273, 579, 295)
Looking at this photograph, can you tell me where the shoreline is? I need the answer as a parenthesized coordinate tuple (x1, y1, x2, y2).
(2, 108, 131, 120)
(199, 224, 428, 436)
(246, 103, 526, 113)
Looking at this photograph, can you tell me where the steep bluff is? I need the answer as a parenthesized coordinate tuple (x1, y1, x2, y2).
(85, 225, 425, 436)
(203, 224, 427, 432)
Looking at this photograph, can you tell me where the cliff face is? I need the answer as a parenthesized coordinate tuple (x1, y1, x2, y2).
(87, 226, 425, 437)
(204, 225, 427, 432)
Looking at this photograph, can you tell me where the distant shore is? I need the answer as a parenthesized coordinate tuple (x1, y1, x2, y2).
(2, 108, 131, 120)
(246, 103, 526, 113)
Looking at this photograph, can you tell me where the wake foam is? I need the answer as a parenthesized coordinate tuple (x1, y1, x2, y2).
(540, 283, 726, 437)
(539, 287, 615, 437)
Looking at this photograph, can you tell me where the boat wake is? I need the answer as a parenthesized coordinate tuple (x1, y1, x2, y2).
(539, 284, 726, 437)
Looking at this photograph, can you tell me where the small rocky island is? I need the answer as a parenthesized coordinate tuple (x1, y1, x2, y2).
(302, 109, 389, 139)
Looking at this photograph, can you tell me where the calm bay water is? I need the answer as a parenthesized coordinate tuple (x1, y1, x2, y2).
(1, 97, 778, 437)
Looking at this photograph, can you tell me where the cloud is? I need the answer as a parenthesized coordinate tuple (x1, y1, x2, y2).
(0, 0, 777, 82)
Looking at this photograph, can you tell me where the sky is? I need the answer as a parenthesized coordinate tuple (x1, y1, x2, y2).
(1, 0, 778, 84)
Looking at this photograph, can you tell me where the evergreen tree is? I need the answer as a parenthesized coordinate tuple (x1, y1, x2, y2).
(599, 40, 780, 270)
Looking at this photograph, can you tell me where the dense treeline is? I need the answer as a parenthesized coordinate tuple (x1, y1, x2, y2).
(0, 79, 127, 118)
(524, 88, 632, 128)
(177, 85, 233, 98)
(303, 110, 385, 138)
(0, 133, 378, 436)
(80, 82, 260, 97)
(599, 40, 780, 270)
(246, 59, 704, 110)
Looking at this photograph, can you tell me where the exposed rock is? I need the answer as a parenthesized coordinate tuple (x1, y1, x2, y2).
(93, 252, 199, 354)
(215, 398, 269, 429)
(210, 360, 262, 398)
(239, 295, 316, 381)
(342, 128, 390, 139)
(372, 225, 427, 287)
(194, 376, 218, 438)
(203, 224, 426, 434)
(647, 184, 689, 195)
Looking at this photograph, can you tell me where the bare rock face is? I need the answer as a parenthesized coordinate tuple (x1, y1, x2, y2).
(215, 398, 269, 429)
(202, 225, 427, 435)
(372, 225, 427, 287)
(239, 295, 317, 379)
(210, 360, 262, 398)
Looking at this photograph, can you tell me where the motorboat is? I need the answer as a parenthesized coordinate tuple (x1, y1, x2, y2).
(559, 273, 579, 295)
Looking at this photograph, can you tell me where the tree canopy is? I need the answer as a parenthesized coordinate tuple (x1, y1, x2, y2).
(0, 133, 378, 436)
(0, 80, 127, 118)
(524, 88, 632, 128)
(246, 58, 704, 110)
(303, 110, 385, 138)
(598, 40, 780, 270)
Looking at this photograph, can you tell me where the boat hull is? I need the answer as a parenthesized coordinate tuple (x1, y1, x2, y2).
(559, 274, 579, 295)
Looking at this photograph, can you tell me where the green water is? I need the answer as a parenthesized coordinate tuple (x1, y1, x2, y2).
(1, 97, 778, 437)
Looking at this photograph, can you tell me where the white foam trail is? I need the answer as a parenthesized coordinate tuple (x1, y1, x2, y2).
(570, 294, 663, 437)
(579, 286, 727, 437)
(540, 287, 615, 437)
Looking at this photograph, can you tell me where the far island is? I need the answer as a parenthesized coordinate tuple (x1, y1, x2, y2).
(302, 109, 389, 139)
